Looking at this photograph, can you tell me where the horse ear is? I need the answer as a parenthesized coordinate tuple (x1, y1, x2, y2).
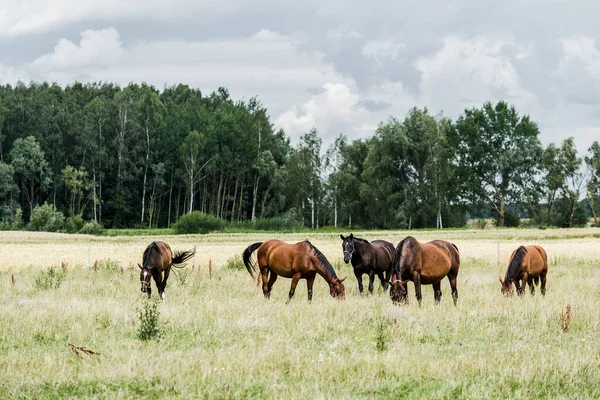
(498, 276, 503, 284)
(349, 233, 353, 239)
(138, 263, 143, 270)
(402, 279, 409, 285)
(339, 276, 347, 283)
(340, 234, 345, 240)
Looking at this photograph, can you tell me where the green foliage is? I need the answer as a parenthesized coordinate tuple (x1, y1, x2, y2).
(475, 219, 488, 229)
(173, 212, 225, 234)
(175, 269, 190, 286)
(35, 266, 65, 290)
(229, 218, 303, 231)
(29, 202, 65, 232)
(65, 215, 85, 233)
(79, 220, 105, 235)
(374, 319, 390, 352)
(494, 211, 521, 227)
(137, 300, 162, 341)
(224, 255, 244, 270)
(551, 198, 588, 228)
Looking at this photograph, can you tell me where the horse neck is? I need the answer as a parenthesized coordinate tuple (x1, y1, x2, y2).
(313, 258, 339, 285)
(352, 239, 370, 262)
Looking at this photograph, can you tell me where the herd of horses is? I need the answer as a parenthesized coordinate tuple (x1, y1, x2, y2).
(139, 234, 549, 305)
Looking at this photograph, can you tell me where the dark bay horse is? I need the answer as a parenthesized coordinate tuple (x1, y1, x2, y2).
(390, 236, 460, 306)
(243, 239, 346, 303)
(340, 233, 395, 294)
(139, 241, 196, 300)
(499, 245, 548, 296)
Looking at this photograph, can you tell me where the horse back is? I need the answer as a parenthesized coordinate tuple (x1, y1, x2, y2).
(526, 245, 548, 275)
(371, 240, 395, 271)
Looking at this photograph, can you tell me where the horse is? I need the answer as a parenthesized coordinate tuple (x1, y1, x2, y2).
(138, 241, 196, 300)
(340, 233, 395, 294)
(499, 245, 548, 296)
(389, 236, 460, 306)
(243, 239, 346, 303)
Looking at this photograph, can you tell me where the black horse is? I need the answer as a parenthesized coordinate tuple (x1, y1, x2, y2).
(340, 233, 395, 294)
(139, 241, 195, 300)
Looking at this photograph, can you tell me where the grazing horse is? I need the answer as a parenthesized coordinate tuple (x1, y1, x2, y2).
(389, 236, 460, 306)
(138, 241, 196, 300)
(499, 245, 548, 296)
(340, 233, 395, 294)
(243, 239, 346, 303)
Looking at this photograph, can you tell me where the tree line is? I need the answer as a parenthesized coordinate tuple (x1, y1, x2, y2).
(0, 82, 598, 231)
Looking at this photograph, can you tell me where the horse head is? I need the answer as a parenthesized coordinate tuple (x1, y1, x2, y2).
(389, 275, 409, 304)
(139, 263, 152, 296)
(330, 277, 346, 299)
(499, 276, 514, 296)
(340, 233, 355, 263)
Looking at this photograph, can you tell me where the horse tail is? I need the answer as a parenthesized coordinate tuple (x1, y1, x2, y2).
(171, 247, 196, 268)
(243, 242, 263, 279)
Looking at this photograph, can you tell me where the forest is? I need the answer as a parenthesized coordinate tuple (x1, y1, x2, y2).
(0, 81, 599, 231)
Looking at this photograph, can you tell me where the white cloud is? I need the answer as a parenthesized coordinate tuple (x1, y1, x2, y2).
(559, 37, 600, 79)
(361, 40, 406, 65)
(415, 35, 536, 116)
(31, 27, 123, 70)
(276, 82, 370, 143)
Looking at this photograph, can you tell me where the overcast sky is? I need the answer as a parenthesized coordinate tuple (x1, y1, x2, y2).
(1, 0, 599, 153)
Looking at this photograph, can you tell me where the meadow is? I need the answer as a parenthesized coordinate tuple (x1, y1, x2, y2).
(0, 228, 599, 399)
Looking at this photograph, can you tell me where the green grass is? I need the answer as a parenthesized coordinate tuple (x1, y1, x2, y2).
(1, 231, 600, 398)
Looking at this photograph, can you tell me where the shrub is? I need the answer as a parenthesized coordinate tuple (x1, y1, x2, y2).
(29, 202, 65, 232)
(65, 215, 85, 233)
(137, 300, 162, 340)
(224, 255, 244, 270)
(475, 219, 488, 230)
(35, 266, 65, 290)
(173, 211, 225, 234)
(79, 221, 105, 235)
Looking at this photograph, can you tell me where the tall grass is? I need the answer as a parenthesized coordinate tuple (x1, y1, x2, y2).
(0, 231, 599, 398)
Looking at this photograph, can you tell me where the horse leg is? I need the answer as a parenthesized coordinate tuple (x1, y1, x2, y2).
(528, 277, 535, 296)
(265, 271, 277, 299)
(378, 271, 388, 291)
(286, 273, 302, 304)
(413, 272, 422, 306)
(518, 273, 528, 296)
(540, 270, 547, 296)
(433, 281, 442, 304)
(160, 268, 171, 301)
(448, 274, 458, 306)
(368, 271, 375, 294)
(306, 272, 316, 302)
(354, 269, 364, 294)
(150, 270, 162, 299)
(261, 267, 270, 299)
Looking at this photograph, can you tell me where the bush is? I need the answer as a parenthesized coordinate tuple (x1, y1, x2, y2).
(224, 255, 244, 270)
(65, 215, 85, 233)
(137, 300, 162, 341)
(79, 221, 105, 235)
(173, 212, 225, 234)
(29, 202, 65, 232)
(35, 266, 65, 290)
(494, 211, 520, 227)
(475, 219, 488, 230)
(228, 217, 303, 231)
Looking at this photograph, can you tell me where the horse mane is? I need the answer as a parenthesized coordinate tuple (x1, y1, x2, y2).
(393, 236, 411, 276)
(142, 241, 159, 269)
(305, 240, 338, 278)
(353, 237, 370, 244)
(505, 246, 527, 285)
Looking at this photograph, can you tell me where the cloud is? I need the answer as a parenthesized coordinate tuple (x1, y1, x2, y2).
(31, 27, 123, 70)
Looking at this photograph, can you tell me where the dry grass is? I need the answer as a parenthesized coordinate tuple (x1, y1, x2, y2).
(0, 228, 599, 398)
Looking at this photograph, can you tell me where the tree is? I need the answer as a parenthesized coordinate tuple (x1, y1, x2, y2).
(179, 130, 211, 213)
(61, 165, 89, 217)
(557, 138, 583, 228)
(10, 136, 51, 218)
(0, 161, 18, 224)
(450, 101, 542, 227)
(585, 141, 600, 226)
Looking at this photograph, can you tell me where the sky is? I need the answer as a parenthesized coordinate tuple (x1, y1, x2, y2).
(0, 0, 599, 154)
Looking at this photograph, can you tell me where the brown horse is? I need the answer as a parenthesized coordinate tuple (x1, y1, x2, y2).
(499, 245, 548, 296)
(340, 233, 395, 294)
(243, 239, 346, 303)
(138, 241, 196, 300)
(389, 236, 460, 306)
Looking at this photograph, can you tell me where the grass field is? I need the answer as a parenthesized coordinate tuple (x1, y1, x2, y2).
(0, 229, 599, 399)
